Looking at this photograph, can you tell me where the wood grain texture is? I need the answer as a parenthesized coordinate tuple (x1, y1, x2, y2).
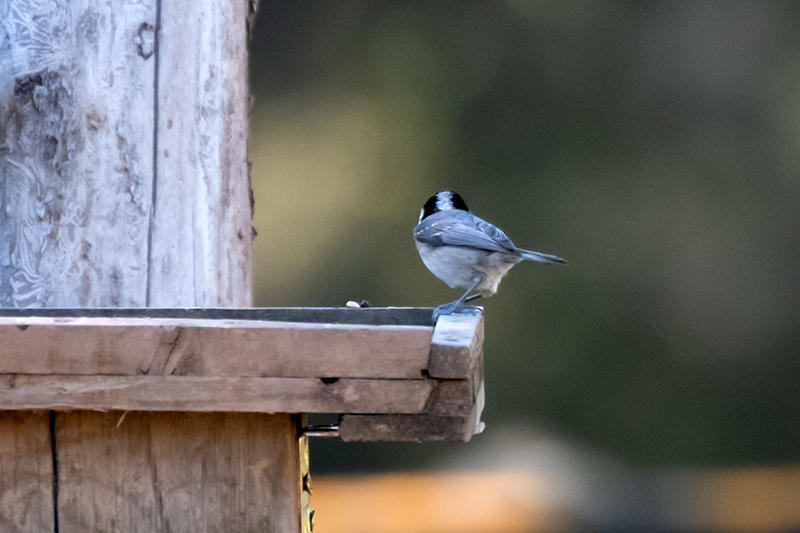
(339, 407, 482, 443)
(339, 383, 485, 443)
(1, 0, 297, 529)
(340, 345, 486, 443)
(0, 411, 54, 532)
(0, 375, 434, 414)
(149, 0, 252, 307)
(0, 0, 157, 307)
(0, 0, 252, 309)
(56, 411, 300, 533)
(428, 314, 484, 379)
(0, 317, 433, 378)
(0, 313, 483, 428)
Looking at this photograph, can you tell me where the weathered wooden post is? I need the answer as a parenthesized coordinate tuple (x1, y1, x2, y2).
(0, 2, 486, 532)
(0, 0, 295, 530)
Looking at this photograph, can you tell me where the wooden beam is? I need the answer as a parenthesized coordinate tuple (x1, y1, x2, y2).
(0, 375, 434, 414)
(0, 316, 433, 379)
(340, 334, 486, 443)
(339, 380, 485, 442)
(337, 314, 486, 442)
(339, 388, 484, 443)
(0, 312, 485, 440)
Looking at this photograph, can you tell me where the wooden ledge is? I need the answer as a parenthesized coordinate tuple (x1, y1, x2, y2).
(0, 308, 485, 442)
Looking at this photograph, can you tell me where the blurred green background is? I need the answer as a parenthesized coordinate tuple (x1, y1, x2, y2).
(248, 1, 800, 473)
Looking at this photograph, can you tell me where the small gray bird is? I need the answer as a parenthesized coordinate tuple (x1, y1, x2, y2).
(413, 191, 566, 321)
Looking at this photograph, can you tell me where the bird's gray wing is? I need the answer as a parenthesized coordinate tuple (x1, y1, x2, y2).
(414, 215, 518, 254)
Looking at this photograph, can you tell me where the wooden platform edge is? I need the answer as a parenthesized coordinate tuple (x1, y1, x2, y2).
(428, 314, 484, 379)
(0, 375, 433, 414)
(0, 309, 486, 442)
(0, 316, 433, 379)
(339, 332, 486, 443)
(339, 382, 485, 443)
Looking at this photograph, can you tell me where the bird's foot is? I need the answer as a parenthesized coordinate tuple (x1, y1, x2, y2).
(432, 302, 482, 322)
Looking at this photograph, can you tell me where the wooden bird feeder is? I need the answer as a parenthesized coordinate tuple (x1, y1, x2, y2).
(0, 1, 485, 530)
(0, 307, 484, 531)
(0, 307, 484, 442)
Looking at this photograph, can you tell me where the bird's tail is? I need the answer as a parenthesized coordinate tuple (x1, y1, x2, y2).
(519, 249, 567, 264)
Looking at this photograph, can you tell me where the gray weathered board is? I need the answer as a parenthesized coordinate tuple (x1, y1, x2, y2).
(54, 411, 301, 532)
(0, 307, 485, 442)
(0, 0, 251, 309)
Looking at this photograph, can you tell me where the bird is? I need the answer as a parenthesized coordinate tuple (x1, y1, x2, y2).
(413, 190, 566, 321)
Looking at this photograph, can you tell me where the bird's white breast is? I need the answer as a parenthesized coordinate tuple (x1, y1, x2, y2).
(415, 241, 483, 290)
(415, 241, 521, 296)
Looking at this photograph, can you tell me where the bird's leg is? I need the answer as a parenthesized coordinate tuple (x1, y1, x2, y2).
(433, 279, 483, 321)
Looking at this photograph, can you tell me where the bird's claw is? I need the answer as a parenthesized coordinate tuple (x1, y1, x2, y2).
(432, 302, 482, 322)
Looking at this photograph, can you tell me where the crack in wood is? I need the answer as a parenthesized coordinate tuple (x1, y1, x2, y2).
(145, 0, 162, 307)
(49, 411, 59, 533)
(162, 327, 190, 376)
(145, 326, 182, 375)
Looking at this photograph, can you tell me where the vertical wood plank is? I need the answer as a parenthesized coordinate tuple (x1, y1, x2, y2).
(0, 412, 54, 533)
(55, 411, 159, 531)
(57, 411, 301, 533)
(0, 0, 157, 307)
(149, 0, 252, 307)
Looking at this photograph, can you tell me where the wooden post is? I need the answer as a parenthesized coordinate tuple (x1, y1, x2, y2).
(0, 1, 303, 531)
(0, 0, 251, 306)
